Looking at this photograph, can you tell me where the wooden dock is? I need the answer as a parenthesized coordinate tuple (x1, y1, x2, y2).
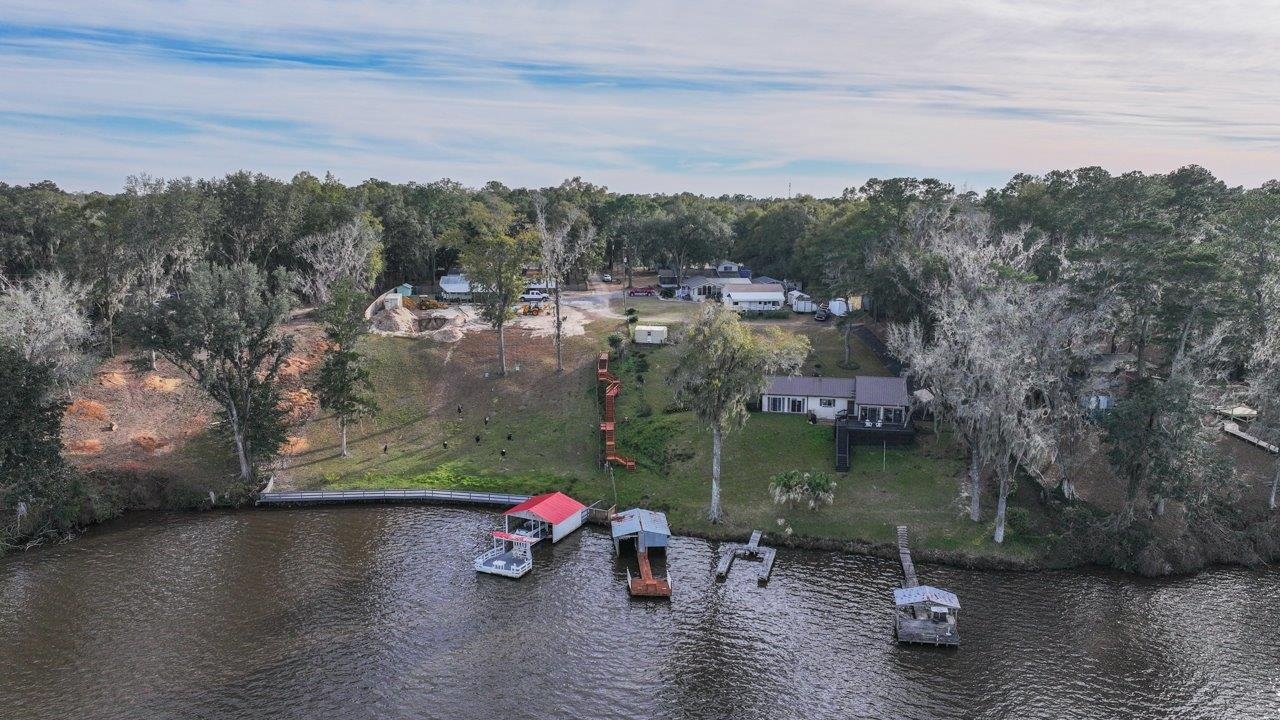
(628, 548, 672, 598)
(256, 489, 531, 507)
(897, 525, 917, 587)
(1222, 421, 1279, 454)
(893, 525, 960, 646)
(715, 530, 777, 585)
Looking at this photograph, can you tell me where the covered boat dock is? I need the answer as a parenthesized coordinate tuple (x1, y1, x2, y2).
(611, 508, 672, 598)
(475, 492, 588, 578)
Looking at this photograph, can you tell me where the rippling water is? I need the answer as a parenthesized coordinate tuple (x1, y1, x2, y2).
(1, 507, 1278, 719)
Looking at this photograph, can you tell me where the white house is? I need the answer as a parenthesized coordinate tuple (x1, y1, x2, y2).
(722, 283, 785, 312)
(760, 374, 912, 423)
(760, 376, 857, 420)
(681, 275, 752, 301)
(715, 259, 750, 278)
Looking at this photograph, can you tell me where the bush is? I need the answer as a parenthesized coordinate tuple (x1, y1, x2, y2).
(625, 307, 638, 317)
(659, 288, 674, 299)
(634, 355, 650, 373)
(768, 469, 837, 510)
(1006, 506, 1032, 534)
(627, 315, 639, 325)
(637, 403, 654, 418)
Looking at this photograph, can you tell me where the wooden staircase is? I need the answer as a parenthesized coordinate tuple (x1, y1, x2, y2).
(597, 353, 636, 471)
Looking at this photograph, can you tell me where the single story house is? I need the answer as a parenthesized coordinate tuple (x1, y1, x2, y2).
(760, 376, 858, 421)
(760, 374, 912, 423)
(723, 283, 786, 312)
(439, 274, 477, 300)
(680, 275, 752, 301)
(752, 275, 782, 286)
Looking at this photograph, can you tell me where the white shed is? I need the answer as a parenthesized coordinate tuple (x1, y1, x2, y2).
(633, 325, 668, 345)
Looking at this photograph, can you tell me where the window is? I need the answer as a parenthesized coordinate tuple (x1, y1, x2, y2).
(789, 398, 805, 413)
(768, 396, 784, 412)
(886, 407, 905, 425)
(819, 398, 835, 408)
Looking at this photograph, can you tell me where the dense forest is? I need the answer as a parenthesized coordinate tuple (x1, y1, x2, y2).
(2, 166, 1279, 572)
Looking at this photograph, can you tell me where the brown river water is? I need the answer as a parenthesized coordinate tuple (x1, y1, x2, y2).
(1, 506, 1278, 719)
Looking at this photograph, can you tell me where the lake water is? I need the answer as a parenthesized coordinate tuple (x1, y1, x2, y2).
(1, 506, 1278, 719)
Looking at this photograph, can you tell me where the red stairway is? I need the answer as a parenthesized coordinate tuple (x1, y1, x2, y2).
(597, 353, 637, 471)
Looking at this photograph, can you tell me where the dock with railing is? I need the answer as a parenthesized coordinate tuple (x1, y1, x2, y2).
(256, 489, 532, 507)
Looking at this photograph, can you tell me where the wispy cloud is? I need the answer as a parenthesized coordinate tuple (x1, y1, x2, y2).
(1, 1, 1278, 194)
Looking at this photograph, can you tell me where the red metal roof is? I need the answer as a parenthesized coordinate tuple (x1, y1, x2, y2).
(504, 491, 587, 525)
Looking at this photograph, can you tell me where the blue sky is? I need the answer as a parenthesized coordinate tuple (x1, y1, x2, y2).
(2, 1, 1277, 195)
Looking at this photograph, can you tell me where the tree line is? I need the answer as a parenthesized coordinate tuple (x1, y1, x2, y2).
(3, 165, 1279, 570)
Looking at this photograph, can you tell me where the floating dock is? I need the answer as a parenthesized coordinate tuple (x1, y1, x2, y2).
(715, 530, 777, 584)
(893, 525, 960, 646)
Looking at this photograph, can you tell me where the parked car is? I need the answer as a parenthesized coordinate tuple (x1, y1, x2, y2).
(627, 286, 657, 297)
(814, 309, 831, 322)
(601, 273, 613, 283)
(520, 289, 550, 302)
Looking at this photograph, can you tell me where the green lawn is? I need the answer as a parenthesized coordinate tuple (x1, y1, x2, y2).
(284, 309, 1045, 561)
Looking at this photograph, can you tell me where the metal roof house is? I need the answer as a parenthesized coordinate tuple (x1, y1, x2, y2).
(475, 492, 588, 578)
(679, 275, 751, 301)
(761, 375, 858, 421)
(439, 274, 480, 301)
(760, 374, 916, 470)
(722, 283, 786, 313)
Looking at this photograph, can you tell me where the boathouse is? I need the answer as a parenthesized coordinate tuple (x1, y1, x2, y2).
(893, 585, 960, 645)
(610, 508, 670, 553)
(611, 508, 672, 597)
(475, 492, 588, 578)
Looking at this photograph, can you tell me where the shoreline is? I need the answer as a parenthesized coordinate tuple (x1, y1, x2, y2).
(14, 491, 1275, 577)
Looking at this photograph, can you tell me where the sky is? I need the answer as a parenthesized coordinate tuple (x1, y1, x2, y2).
(2, 1, 1278, 197)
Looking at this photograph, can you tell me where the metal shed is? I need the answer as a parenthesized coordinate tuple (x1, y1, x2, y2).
(610, 508, 670, 553)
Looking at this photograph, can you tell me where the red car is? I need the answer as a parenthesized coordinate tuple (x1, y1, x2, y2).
(627, 286, 657, 297)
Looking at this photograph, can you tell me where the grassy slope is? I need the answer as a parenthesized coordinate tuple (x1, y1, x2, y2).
(284, 299, 1044, 560)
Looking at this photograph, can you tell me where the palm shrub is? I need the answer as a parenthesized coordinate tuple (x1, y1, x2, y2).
(769, 469, 837, 510)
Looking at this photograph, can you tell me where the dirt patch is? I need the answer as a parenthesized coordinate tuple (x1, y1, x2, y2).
(280, 388, 320, 422)
(142, 375, 183, 392)
(131, 434, 171, 452)
(280, 436, 310, 455)
(67, 399, 110, 422)
(98, 371, 128, 387)
(66, 438, 103, 454)
(372, 305, 418, 333)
